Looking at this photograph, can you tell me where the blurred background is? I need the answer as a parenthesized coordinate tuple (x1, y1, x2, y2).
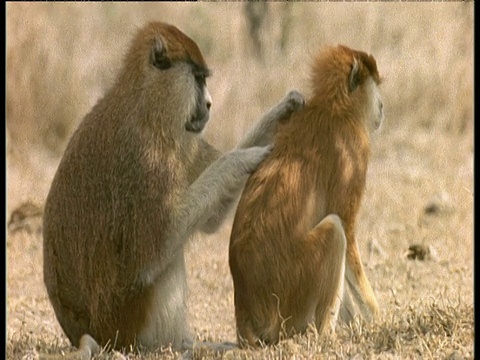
(6, 4, 474, 358)
(6, 2, 473, 209)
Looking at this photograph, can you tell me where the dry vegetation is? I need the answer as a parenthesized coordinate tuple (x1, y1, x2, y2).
(6, 3, 473, 359)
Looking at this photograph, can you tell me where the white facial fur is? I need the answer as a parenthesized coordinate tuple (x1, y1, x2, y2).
(366, 79, 384, 131)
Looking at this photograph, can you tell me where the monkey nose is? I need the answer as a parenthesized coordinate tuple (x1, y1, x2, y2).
(205, 88, 213, 111)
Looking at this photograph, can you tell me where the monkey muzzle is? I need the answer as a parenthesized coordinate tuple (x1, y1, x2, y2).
(185, 110, 210, 133)
(186, 86, 212, 133)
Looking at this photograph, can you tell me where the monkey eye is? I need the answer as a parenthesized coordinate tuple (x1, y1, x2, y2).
(192, 64, 211, 85)
(194, 73, 209, 87)
(153, 57, 172, 70)
(195, 73, 206, 83)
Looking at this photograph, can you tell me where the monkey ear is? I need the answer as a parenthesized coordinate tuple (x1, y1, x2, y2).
(348, 58, 361, 92)
(151, 37, 172, 70)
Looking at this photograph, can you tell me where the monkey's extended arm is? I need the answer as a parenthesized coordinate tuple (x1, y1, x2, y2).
(133, 146, 271, 285)
(196, 90, 304, 234)
(238, 90, 304, 149)
(193, 90, 304, 175)
(134, 92, 304, 288)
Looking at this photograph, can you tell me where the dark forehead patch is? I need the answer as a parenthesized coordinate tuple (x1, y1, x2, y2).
(335, 45, 381, 85)
(357, 51, 381, 85)
(146, 22, 208, 70)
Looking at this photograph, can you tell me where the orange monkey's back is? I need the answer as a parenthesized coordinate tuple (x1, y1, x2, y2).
(229, 45, 383, 347)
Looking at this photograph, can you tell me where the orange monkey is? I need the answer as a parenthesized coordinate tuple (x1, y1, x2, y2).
(229, 45, 384, 348)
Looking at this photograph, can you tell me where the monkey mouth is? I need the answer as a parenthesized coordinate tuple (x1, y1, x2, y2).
(185, 114, 209, 133)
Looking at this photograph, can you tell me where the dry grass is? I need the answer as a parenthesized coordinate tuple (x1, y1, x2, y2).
(6, 3, 473, 360)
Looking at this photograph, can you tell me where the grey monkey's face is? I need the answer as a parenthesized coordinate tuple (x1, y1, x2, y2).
(185, 70, 212, 133)
(149, 35, 212, 134)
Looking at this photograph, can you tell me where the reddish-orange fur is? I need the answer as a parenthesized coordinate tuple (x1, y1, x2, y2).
(229, 45, 382, 348)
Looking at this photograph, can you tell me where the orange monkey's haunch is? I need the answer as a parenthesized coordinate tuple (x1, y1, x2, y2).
(229, 44, 384, 348)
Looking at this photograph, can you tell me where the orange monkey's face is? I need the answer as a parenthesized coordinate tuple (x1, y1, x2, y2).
(366, 77, 384, 131)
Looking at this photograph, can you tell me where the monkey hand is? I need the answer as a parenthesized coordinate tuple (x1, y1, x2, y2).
(263, 90, 305, 126)
(284, 90, 305, 114)
(275, 90, 305, 124)
(239, 91, 304, 149)
(178, 145, 272, 235)
(187, 145, 272, 206)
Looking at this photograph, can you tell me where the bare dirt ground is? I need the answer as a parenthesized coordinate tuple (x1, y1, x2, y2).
(7, 129, 473, 360)
(6, 3, 474, 359)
